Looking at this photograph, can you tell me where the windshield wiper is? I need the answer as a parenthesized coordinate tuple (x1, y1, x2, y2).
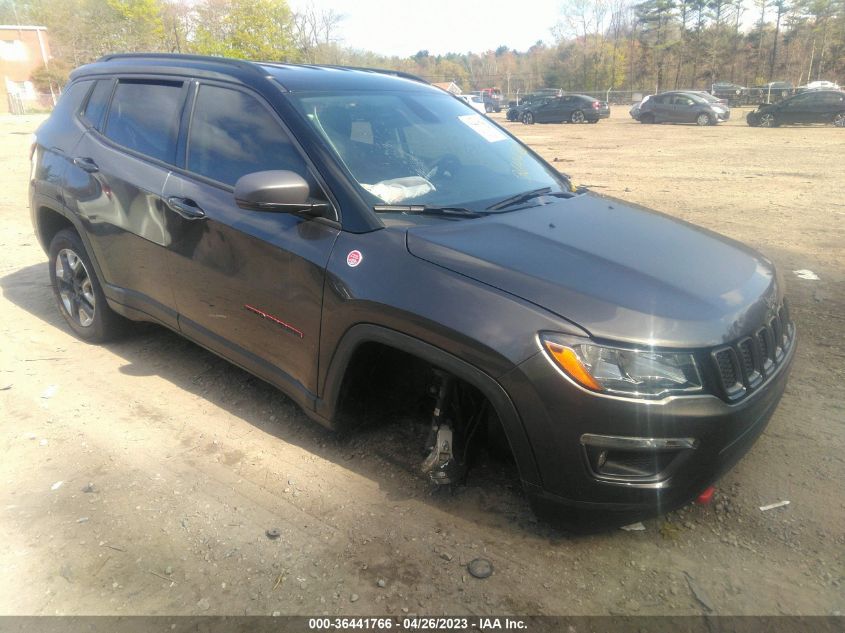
(485, 187, 573, 211)
(373, 205, 485, 218)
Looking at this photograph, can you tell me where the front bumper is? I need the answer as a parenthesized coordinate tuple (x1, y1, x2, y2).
(500, 334, 795, 529)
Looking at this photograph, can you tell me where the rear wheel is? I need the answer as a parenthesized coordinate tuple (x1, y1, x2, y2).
(696, 113, 713, 126)
(522, 111, 535, 125)
(570, 109, 585, 124)
(48, 229, 126, 342)
(833, 112, 845, 127)
(759, 112, 778, 127)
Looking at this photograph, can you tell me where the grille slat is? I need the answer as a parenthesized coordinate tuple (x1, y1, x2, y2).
(711, 302, 792, 401)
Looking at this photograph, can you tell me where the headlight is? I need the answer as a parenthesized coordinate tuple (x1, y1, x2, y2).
(540, 334, 702, 399)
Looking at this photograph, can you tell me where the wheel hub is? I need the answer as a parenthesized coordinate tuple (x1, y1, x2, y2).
(55, 248, 96, 327)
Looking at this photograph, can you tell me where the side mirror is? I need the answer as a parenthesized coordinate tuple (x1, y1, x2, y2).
(234, 170, 330, 215)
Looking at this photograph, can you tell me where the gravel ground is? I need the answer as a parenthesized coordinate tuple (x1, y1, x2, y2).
(0, 109, 843, 616)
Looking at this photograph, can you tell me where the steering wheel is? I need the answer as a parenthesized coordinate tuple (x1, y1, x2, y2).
(425, 154, 462, 182)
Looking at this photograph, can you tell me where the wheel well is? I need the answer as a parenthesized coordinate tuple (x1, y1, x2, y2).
(333, 341, 515, 463)
(36, 206, 74, 251)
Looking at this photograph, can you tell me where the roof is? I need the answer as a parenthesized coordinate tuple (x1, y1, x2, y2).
(432, 81, 461, 94)
(71, 54, 433, 93)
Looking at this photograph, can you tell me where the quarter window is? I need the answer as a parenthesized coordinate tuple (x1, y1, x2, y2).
(82, 79, 113, 130)
(187, 84, 306, 187)
(104, 80, 184, 163)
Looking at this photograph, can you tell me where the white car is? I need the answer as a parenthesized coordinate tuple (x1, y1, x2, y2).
(459, 94, 487, 114)
(804, 80, 840, 90)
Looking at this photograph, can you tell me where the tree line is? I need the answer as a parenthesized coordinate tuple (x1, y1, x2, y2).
(1, 0, 842, 95)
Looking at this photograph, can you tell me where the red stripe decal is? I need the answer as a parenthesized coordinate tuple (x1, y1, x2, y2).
(243, 304, 304, 339)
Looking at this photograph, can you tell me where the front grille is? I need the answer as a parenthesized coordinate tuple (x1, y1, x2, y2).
(711, 301, 793, 401)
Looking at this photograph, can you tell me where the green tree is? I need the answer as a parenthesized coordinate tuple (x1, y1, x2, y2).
(191, 0, 300, 61)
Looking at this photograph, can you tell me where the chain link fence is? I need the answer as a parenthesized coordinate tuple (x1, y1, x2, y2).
(6, 92, 57, 115)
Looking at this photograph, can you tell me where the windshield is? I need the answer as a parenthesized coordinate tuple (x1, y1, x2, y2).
(287, 90, 567, 210)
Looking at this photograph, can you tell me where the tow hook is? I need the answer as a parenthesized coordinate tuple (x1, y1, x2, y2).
(421, 370, 466, 485)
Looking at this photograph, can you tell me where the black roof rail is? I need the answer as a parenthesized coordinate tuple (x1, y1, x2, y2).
(95, 54, 430, 87)
(97, 52, 265, 73)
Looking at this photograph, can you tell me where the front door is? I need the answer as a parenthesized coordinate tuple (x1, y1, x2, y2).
(162, 82, 339, 395)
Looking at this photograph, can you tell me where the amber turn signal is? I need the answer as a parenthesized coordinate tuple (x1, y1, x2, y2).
(543, 341, 603, 391)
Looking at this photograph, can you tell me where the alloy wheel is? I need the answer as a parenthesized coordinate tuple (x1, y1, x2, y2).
(55, 248, 96, 327)
(759, 113, 776, 127)
(696, 113, 711, 126)
(834, 112, 845, 128)
(571, 110, 585, 124)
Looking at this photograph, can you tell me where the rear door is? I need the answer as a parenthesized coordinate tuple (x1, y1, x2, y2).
(64, 77, 187, 328)
(162, 81, 339, 395)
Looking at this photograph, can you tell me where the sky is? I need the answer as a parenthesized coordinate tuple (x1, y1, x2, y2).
(288, 0, 563, 57)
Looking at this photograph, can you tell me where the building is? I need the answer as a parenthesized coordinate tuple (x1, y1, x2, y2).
(0, 25, 52, 113)
(432, 81, 462, 95)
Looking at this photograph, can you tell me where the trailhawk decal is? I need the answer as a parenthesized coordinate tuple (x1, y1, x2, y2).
(346, 250, 363, 267)
(244, 304, 304, 339)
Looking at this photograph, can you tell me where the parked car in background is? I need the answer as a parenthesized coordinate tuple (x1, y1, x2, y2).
(520, 93, 610, 124)
(629, 94, 652, 120)
(474, 87, 503, 112)
(746, 89, 845, 127)
(460, 94, 487, 114)
(636, 91, 729, 125)
(711, 81, 746, 105)
(748, 81, 793, 103)
(796, 80, 841, 93)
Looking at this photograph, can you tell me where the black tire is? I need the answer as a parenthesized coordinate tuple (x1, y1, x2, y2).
(570, 109, 586, 124)
(522, 111, 535, 125)
(640, 113, 655, 124)
(696, 112, 713, 126)
(758, 112, 778, 128)
(833, 112, 845, 128)
(48, 228, 126, 342)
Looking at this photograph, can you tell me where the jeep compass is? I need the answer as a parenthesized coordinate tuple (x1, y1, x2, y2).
(29, 54, 795, 528)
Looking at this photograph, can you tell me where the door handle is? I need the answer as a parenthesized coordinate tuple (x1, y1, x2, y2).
(72, 156, 99, 173)
(166, 196, 206, 220)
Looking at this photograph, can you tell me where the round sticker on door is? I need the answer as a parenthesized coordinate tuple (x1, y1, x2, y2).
(346, 250, 363, 267)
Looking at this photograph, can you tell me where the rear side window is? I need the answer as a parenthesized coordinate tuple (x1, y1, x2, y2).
(104, 80, 183, 163)
(50, 80, 92, 122)
(82, 79, 113, 129)
(187, 84, 306, 187)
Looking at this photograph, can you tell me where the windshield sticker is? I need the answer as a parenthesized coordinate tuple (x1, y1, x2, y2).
(346, 250, 363, 267)
(458, 114, 507, 143)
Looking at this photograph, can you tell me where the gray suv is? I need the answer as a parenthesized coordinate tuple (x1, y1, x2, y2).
(29, 54, 794, 530)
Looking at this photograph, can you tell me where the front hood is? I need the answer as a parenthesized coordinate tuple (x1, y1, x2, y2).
(406, 194, 779, 348)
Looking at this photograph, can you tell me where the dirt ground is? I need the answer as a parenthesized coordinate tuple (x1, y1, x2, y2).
(0, 108, 843, 617)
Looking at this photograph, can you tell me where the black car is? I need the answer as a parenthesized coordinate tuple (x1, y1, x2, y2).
(519, 93, 610, 124)
(748, 81, 794, 103)
(636, 91, 729, 125)
(747, 89, 845, 127)
(30, 54, 795, 529)
(711, 81, 747, 105)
